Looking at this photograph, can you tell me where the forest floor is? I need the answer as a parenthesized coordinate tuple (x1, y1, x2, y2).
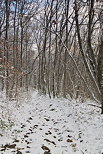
(0, 90, 103, 154)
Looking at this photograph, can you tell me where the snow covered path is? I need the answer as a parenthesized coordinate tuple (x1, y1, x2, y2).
(0, 91, 103, 154)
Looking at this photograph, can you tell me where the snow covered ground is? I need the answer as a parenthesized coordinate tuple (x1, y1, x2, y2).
(0, 91, 103, 154)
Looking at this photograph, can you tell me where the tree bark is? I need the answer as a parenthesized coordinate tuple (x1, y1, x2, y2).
(98, 0, 103, 113)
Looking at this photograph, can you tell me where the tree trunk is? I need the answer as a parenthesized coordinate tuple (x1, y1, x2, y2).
(5, 0, 10, 97)
(98, 0, 103, 114)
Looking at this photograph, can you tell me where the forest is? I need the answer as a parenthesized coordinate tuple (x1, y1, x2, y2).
(0, 1, 103, 154)
(0, 0, 103, 112)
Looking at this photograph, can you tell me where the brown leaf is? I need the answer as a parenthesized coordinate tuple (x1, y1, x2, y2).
(67, 139, 73, 142)
(50, 109, 55, 111)
(44, 151, 51, 154)
(14, 139, 19, 142)
(68, 135, 72, 138)
(44, 118, 50, 121)
(16, 151, 22, 154)
(4, 144, 16, 149)
(17, 147, 24, 151)
(44, 139, 56, 145)
(28, 117, 33, 120)
(41, 145, 50, 152)
(0, 149, 5, 151)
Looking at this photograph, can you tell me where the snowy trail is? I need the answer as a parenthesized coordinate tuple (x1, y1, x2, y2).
(0, 91, 103, 154)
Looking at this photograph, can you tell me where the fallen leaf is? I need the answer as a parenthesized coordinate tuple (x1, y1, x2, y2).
(41, 145, 50, 152)
(44, 139, 56, 145)
(68, 135, 72, 138)
(16, 151, 22, 154)
(27, 146, 30, 148)
(67, 139, 73, 142)
(44, 118, 50, 121)
(17, 147, 24, 151)
(28, 117, 33, 120)
(3, 144, 16, 149)
(14, 139, 19, 142)
(44, 151, 51, 154)
(50, 109, 55, 111)
(0, 148, 5, 151)
(58, 138, 63, 141)
(24, 134, 29, 138)
(80, 140, 83, 142)
(0, 133, 3, 137)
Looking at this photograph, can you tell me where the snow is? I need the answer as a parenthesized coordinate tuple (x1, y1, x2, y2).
(0, 90, 103, 154)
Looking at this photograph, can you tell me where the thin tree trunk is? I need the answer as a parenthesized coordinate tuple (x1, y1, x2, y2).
(63, 0, 69, 97)
(5, 0, 9, 97)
